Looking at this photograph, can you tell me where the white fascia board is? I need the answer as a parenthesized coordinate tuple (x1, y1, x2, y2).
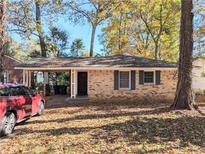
(15, 66, 177, 71)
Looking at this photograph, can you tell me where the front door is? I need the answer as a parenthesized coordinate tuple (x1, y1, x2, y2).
(77, 72, 88, 96)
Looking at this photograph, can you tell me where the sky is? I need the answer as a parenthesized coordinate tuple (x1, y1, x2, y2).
(10, 1, 106, 56)
(54, 18, 105, 55)
(10, 17, 106, 56)
(10, 0, 205, 56)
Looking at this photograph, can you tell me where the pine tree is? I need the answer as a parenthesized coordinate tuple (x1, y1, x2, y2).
(171, 0, 196, 110)
(0, 0, 6, 74)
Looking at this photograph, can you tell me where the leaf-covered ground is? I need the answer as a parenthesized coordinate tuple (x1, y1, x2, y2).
(1, 96, 205, 154)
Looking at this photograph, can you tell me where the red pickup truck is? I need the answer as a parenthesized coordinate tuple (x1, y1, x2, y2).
(0, 84, 45, 136)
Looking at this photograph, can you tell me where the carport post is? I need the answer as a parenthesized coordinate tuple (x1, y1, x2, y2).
(71, 69, 77, 98)
(23, 70, 29, 86)
(44, 72, 49, 96)
(28, 71, 31, 87)
(23, 70, 26, 85)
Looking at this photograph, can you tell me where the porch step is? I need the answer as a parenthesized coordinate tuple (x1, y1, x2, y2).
(65, 97, 90, 103)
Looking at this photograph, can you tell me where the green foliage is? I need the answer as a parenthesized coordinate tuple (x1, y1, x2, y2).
(8, 0, 64, 57)
(201, 71, 205, 77)
(7, 0, 182, 61)
(49, 72, 69, 86)
(46, 27, 69, 57)
(64, 0, 116, 56)
(70, 38, 84, 57)
(56, 73, 69, 85)
(101, 0, 180, 61)
(7, 0, 204, 62)
(4, 39, 31, 61)
(35, 82, 44, 92)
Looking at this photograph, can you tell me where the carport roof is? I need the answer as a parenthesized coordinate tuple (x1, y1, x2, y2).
(15, 55, 177, 69)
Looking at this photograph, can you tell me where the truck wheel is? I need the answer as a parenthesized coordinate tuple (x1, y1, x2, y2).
(37, 101, 45, 116)
(1, 112, 16, 136)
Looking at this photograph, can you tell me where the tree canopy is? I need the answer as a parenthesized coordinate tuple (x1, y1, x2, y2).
(101, 0, 180, 61)
(0, 0, 202, 62)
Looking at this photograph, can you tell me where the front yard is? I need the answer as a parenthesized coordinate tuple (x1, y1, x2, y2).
(1, 96, 205, 154)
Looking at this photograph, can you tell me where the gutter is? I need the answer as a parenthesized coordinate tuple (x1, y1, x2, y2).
(15, 66, 177, 71)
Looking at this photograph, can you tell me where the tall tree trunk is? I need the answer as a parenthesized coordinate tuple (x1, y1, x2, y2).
(118, 27, 122, 53)
(154, 42, 159, 60)
(89, 25, 96, 57)
(35, 0, 46, 57)
(118, 13, 123, 54)
(0, 0, 5, 75)
(171, 0, 195, 110)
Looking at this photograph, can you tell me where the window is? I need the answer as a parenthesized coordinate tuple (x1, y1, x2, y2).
(0, 88, 10, 96)
(27, 88, 37, 96)
(144, 72, 154, 83)
(11, 87, 29, 96)
(23, 87, 33, 95)
(119, 71, 130, 88)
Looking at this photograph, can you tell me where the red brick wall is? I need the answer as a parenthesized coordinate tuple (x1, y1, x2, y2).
(3, 56, 23, 83)
(88, 70, 177, 102)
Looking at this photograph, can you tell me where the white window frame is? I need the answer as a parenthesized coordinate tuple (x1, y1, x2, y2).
(119, 71, 131, 89)
(144, 71, 155, 85)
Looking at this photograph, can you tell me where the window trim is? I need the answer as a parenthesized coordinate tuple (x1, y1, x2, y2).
(144, 71, 155, 85)
(118, 71, 131, 89)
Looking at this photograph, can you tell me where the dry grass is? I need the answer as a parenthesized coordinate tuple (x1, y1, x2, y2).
(1, 96, 205, 154)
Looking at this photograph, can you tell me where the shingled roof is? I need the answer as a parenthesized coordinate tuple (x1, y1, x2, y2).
(16, 55, 177, 69)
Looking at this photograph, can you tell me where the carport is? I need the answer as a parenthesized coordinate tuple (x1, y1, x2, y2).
(15, 57, 88, 99)
(20, 69, 76, 98)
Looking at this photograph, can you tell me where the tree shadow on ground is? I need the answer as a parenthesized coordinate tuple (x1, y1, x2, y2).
(45, 98, 172, 110)
(91, 116, 205, 147)
(17, 116, 205, 148)
(26, 106, 172, 124)
(16, 95, 205, 149)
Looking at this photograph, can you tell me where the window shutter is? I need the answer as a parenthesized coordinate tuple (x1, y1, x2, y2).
(114, 70, 119, 90)
(131, 71, 136, 90)
(139, 70, 144, 85)
(155, 70, 161, 85)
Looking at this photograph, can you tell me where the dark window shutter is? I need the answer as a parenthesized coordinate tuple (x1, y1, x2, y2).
(139, 70, 144, 85)
(131, 71, 136, 90)
(114, 70, 119, 90)
(155, 70, 161, 85)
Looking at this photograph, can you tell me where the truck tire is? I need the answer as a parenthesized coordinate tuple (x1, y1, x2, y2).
(37, 101, 45, 116)
(1, 112, 16, 136)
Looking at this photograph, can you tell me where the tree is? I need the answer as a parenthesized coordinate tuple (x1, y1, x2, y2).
(136, 0, 180, 60)
(171, 0, 195, 110)
(8, 0, 63, 57)
(0, 0, 6, 74)
(101, 0, 180, 61)
(70, 38, 84, 57)
(35, 0, 46, 57)
(46, 27, 69, 57)
(101, 11, 130, 55)
(65, 0, 117, 57)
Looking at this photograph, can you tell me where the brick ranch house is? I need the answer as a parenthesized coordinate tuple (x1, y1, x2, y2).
(15, 55, 177, 101)
(0, 55, 23, 84)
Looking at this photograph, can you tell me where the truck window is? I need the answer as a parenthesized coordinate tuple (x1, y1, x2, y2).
(0, 88, 10, 96)
(11, 87, 28, 96)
